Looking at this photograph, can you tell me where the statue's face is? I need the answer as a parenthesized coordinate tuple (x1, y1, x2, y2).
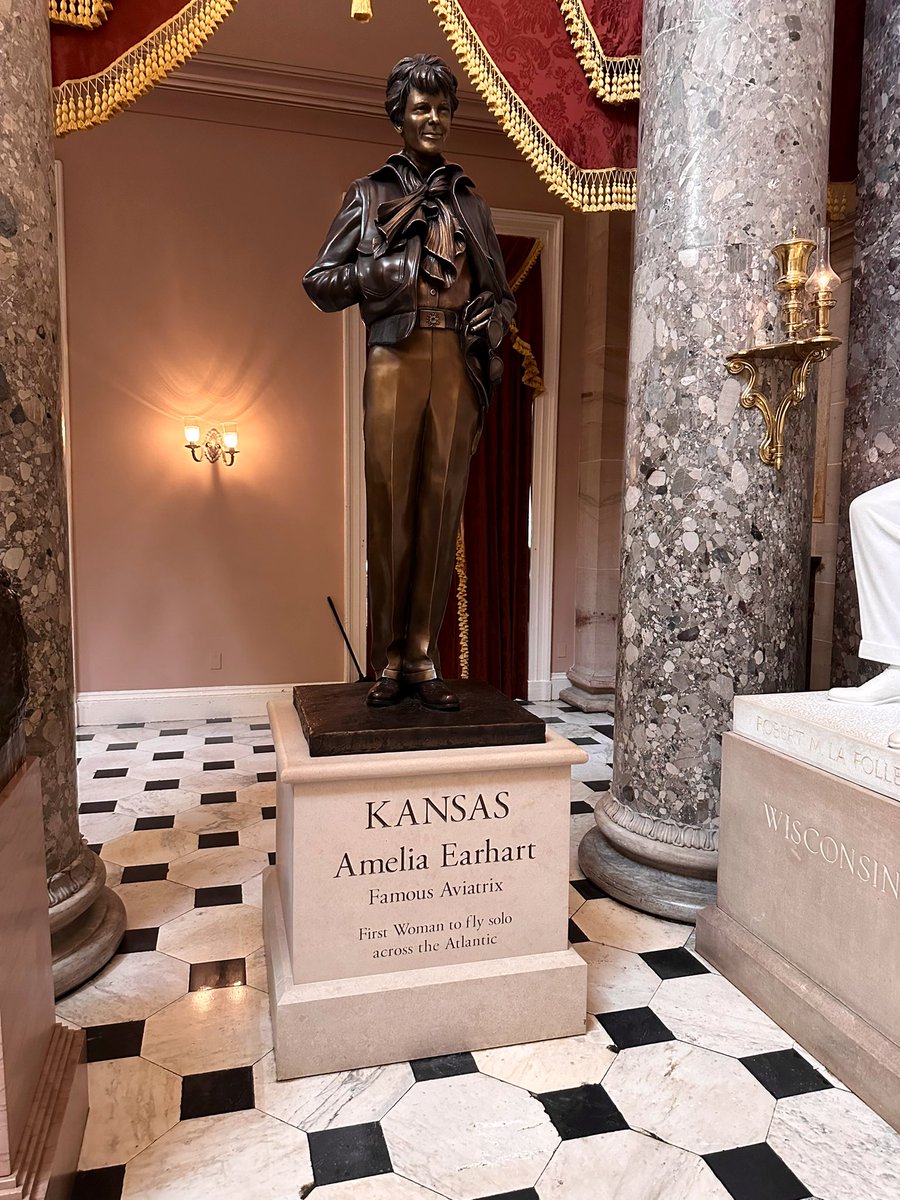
(398, 86, 452, 158)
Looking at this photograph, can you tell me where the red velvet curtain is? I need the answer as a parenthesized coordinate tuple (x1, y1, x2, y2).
(437, 234, 543, 699)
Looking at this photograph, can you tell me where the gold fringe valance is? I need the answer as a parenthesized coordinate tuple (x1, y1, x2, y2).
(556, 0, 640, 103)
(510, 322, 546, 396)
(49, 0, 113, 30)
(425, 0, 636, 213)
(455, 521, 470, 678)
(509, 238, 543, 293)
(53, 0, 236, 135)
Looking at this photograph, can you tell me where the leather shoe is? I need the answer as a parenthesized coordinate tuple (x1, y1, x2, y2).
(414, 678, 460, 712)
(366, 676, 403, 707)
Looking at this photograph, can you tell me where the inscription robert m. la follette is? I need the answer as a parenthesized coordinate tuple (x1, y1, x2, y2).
(753, 715, 900, 790)
(294, 781, 564, 982)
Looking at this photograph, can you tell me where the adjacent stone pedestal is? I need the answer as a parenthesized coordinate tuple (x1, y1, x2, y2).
(0, 760, 87, 1197)
(264, 700, 587, 1079)
(697, 695, 900, 1131)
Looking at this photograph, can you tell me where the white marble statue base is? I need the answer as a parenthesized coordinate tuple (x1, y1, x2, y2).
(264, 701, 588, 1079)
(697, 724, 900, 1131)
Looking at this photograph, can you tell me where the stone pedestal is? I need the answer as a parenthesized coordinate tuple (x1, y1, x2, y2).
(697, 695, 900, 1131)
(263, 701, 587, 1079)
(0, 759, 87, 1197)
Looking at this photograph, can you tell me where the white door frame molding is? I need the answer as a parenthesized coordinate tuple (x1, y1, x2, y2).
(342, 208, 563, 698)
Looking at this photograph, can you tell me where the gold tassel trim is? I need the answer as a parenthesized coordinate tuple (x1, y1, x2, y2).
(53, 0, 237, 136)
(556, 0, 640, 103)
(351, 0, 373, 20)
(827, 181, 857, 223)
(425, 0, 636, 213)
(455, 521, 470, 678)
(509, 238, 543, 293)
(49, 0, 113, 30)
(510, 321, 545, 396)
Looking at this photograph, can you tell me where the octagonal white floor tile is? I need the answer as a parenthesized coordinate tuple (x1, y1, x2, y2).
(381, 1073, 559, 1200)
(122, 1109, 312, 1200)
(535, 1129, 730, 1199)
(312, 1177, 445, 1199)
(142, 984, 271, 1074)
(474, 1018, 613, 1092)
(242, 870, 264, 907)
(253, 1052, 414, 1131)
(113, 879, 194, 929)
(569, 886, 585, 916)
(174, 801, 263, 835)
(236, 781, 277, 807)
(650, 973, 793, 1057)
(185, 722, 257, 740)
(78, 727, 161, 747)
(182, 742, 255, 763)
(245, 946, 268, 992)
(569, 812, 595, 879)
(103, 861, 124, 888)
(101, 828, 198, 867)
(603, 1040, 774, 1155)
(115, 789, 205, 818)
(574, 942, 661, 1013)
(156, 904, 263, 963)
(56, 952, 189, 1026)
(77, 812, 137, 845)
(573, 899, 690, 953)
(78, 750, 154, 774)
(167, 845, 269, 889)
(768, 1088, 900, 1200)
(240, 820, 277, 854)
(79, 1057, 181, 1170)
(125, 761, 200, 783)
(177, 769, 258, 794)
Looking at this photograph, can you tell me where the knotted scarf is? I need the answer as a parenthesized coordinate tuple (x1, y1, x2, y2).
(375, 164, 466, 289)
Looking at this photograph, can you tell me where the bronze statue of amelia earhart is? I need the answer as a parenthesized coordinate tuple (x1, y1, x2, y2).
(304, 55, 515, 711)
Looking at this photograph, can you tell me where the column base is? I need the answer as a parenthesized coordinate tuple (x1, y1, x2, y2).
(578, 825, 716, 923)
(51, 886, 126, 998)
(558, 684, 614, 714)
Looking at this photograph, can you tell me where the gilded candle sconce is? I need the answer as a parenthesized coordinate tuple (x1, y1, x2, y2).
(725, 227, 840, 470)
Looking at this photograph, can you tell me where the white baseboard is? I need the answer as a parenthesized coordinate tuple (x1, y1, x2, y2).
(527, 674, 570, 703)
(551, 672, 569, 700)
(76, 684, 302, 726)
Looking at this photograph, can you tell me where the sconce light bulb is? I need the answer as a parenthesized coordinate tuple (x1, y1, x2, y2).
(184, 422, 201, 445)
(223, 425, 239, 451)
(804, 226, 840, 299)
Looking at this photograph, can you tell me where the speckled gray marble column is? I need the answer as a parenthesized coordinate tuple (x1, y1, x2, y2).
(579, 0, 835, 920)
(831, 0, 900, 685)
(1, 0, 124, 992)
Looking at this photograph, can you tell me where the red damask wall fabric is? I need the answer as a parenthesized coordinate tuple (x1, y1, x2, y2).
(578, 0, 643, 58)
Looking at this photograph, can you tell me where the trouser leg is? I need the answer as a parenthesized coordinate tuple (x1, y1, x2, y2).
(362, 337, 429, 680)
(402, 332, 481, 683)
(850, 478, 900, 666)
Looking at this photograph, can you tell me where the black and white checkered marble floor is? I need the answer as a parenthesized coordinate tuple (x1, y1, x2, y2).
(63, 701, 899, 1200)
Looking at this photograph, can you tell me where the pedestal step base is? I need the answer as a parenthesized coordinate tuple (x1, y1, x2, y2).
(579, 826, 715, 923)
(558, 685, 614, 714)
(697, 905, 900, 1133)
(0, 1023, 87, 1200)
(263, 870, 587, 1080)
(52, 887, 126, 998)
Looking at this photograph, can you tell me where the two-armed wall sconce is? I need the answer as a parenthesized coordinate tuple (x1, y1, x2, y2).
(725, 226, 841, 470)
(184, 419, 239, 466)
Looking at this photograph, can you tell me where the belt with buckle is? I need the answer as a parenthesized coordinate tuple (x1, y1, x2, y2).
(416, 307, 461, 331)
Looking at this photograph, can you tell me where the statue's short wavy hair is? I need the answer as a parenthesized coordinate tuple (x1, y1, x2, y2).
(385, 55, 459, 128)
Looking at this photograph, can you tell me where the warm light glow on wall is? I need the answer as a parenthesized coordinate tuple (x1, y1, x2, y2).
(184, 417, 239, 466)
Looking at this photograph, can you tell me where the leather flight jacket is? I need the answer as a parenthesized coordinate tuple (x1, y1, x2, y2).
(302, 154, 516, 410)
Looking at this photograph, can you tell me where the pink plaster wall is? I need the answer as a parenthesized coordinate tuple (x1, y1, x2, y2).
(58, 94, 584, 693)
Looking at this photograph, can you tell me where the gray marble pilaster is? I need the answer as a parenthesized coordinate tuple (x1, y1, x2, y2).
(580, 0, 835, 920)
(831, 0, 900, 684)
(1, 0, 124, 992)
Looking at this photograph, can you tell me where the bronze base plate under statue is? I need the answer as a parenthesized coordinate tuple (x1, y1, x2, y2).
(293, 680, 544, 757)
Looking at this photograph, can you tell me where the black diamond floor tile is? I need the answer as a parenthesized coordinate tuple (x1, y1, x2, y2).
(253, 744, 275, 754)
(120, 863, 168, 884)
(94, 768, 128, 779)
(570, 736, 599, 745)
(205, 736, 234, 744)
(571, 878, 609, 901)
(261, 806, 276, 820)
(79, 800, 117, 814)
(268, 852, 276, 865)
(570, 800, 595, 815)
(153, 750, 184, 761)
(476, 1191, 539, 1200)
(106, 742, 138, 752)
(86, 1020, 145, 1063)
(76, 733, 94, 742)
(703, 1143, 811, 1200)
(201, 790, 237, 804)
(257, 771, 276, 783)
(308, 1122, 392, 1186)
(591, 723, 614, 735)
(203, 760, 235, 771)
(117, 723, 144, 729)
(567, 918, 589, 944)
(159, 728, 188, 736)
(206, 717, 233, 723)
(250, 723, 270, 731)
(542, 716, 564, 724)
(180, 1066, 255, 1120)
(72, 1165, 125, 1200)
(134, 815, 175, 831)
(87, 843, 103, 854)
(189, 958, 248, 991)
(198, 831, 241, 849)
(538, 1083, 628, 1139)
(410, 1052, 478, 1081)
(597, 1007, 675, 1049)
(640, 947, 710, 980)
(117, 928, 159, 953)
(144, 779, 179, 791)
(195, 885, 243, 908)
(739, 1049, 833, 1099)
(584, 779, 612, 791)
